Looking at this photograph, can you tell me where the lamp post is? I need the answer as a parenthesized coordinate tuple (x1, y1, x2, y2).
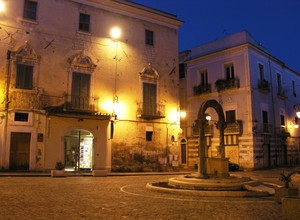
(0, 0, 5, 12)
(110, 27, 121, 118)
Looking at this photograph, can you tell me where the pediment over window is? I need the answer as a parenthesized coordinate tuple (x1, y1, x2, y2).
(15, 41, 40, 62)
(68, 51, 96, 72)
(140, 63, 159, 79)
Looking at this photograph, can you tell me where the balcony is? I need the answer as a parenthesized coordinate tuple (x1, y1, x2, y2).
(9, 90, 42, 110)
(42, 94, 99, 113)
(224, 120, 243, 135)
(258, 79, 270, 92)
(193, 84, 211, 95)
(137, 102, 165, 120)
(277, 88, 286, 99)
(215, 78, 240, 92)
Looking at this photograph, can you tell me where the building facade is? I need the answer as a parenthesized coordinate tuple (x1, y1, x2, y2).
(180, 31, 300, 170)
(0, 0, 183, 174)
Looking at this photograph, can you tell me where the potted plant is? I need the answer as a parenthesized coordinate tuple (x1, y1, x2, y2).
(275, 170, 299, 203)
(51, 161, 68, 177)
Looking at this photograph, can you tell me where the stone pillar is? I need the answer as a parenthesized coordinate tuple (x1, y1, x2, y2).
(93, 121, 111, 177)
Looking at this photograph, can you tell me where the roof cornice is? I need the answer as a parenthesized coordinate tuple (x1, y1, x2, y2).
(71, 0, 184, 28)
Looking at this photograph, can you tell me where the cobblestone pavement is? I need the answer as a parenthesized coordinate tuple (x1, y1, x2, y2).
(2, 168, 299, 220)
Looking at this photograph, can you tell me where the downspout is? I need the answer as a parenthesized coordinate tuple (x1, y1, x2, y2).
(268, 59, 277, 167)
(2, 50, 11, 169)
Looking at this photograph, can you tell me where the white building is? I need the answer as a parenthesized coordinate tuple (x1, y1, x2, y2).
(0, 0, 183, 174)
(180, 30, 300, 170)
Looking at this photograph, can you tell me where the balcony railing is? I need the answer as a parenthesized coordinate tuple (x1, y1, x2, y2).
(215, 78, 240, 92)
(258, 79, 270, 92)
(277, 88, 286, 99)
(41, 94, 99, 113)
(224, 120, 243, 135)
(137, 102, 165, 120)
(193, 84, 211, 95)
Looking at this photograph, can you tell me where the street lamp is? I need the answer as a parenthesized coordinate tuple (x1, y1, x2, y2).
(0, 0, 5, 12)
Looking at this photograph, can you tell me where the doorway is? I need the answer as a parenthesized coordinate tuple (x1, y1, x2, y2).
(64, 129, 93, 171)
(9, 132, 31, 170)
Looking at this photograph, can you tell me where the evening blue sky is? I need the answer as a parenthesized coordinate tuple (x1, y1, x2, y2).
(132, 0, 300, 72)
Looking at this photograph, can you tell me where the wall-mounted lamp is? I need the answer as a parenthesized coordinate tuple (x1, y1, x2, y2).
(294, 117, 299, 129)
(180, 111, 186, 119)
(294, 105, 300, 118)
(110, 27, 121, 40)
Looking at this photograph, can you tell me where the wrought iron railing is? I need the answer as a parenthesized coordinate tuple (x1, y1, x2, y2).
(137, 102, 165, 119)
(41, 94, 99, 112)
(193, 84, 211, 95)
(224, 120, 243, 135)
(215, 78, 240, 92)
(258, 79, 270, 92)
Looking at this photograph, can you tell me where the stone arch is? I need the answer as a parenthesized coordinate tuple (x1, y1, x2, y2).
(197, 99, 227, 178)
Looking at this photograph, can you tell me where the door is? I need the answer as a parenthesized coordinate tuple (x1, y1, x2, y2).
(143, 82, 157, 115)
(181, 140, 187, 164)
(9, 132, 31, 170)
(64, 129, 93, 171)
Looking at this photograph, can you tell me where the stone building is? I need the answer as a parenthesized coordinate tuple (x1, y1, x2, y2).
(0, 0, 183, 174)
(180, 30, 300, 170)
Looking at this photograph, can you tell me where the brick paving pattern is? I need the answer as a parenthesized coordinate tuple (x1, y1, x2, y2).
(1, 170, 293, 220)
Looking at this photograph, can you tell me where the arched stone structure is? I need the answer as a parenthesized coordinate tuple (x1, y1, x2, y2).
(197, 99, 227, 178)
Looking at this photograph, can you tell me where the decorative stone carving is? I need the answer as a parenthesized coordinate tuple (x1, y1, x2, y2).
(68, 51, 96, 73)
(139, 63, 159, 80)
(9, 90, 41, 110)
(15, 41, 40, 63)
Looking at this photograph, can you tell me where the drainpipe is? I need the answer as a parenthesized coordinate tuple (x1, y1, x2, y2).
(268, 59, 277, 167)
(2, 50, 11, 169)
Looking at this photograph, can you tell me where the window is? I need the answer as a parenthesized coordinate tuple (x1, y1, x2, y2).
(179, 63, 186, 79)
(262, 110, 268, 132)
(23, 0, 37, 20)
(16, 64, 33, 90)
(280, 115, 285, 128)
(225, 63, 235, 80)
(200, 70, 208, 86)
(14, 112, 29, 122)
(226, 110, 236, 123)
(292, 80, 296, 97)
(79, 13, 90, 32)
(143, 83, 157, 115)
(146, 131, 153, 141)
(259, 64, 264, 80)
(277, 73, 282, 94)
(71, 72, 91, 110)
(145, 30, 154, 46)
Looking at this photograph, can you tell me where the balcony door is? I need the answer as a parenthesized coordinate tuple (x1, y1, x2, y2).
(71, 72, 90, 110)
(143, 82, 157, 115)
